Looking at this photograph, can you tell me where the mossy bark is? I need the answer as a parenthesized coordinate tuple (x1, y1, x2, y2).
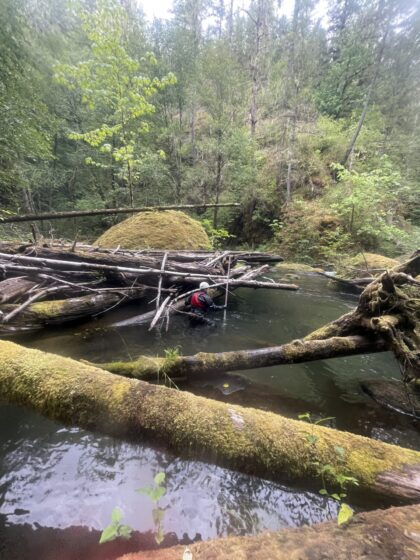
(117, 504, 420, 560)
(305, 253, 420, 382)
(0, 339, 419, 502)
(0, 289, 148, 335)
(93, 335, 387, 381)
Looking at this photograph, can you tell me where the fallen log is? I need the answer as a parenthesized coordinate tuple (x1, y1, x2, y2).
(0, 252, 227, 281)
(304, 252, 420, 382)
(0, 244, 221, 276)
(92, 335, 388, 381)
(117, 503, 420, 560)
(0, 202, 240, 223)
(0, 288, 151, 335)
(1, 339, 419, 502)
(0, 276, 37, 303)
(362, 379, 420, 419)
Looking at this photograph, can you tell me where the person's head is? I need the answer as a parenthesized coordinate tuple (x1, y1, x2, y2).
(199, 281, 210, 292)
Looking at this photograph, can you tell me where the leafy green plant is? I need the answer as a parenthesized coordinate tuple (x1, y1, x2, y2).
(99, 507, 133, 544)
(298, 413, 358, 525)
(136, 472, 167, 545)
(157, 347, 181, 389)
(201, 219, 235, 249)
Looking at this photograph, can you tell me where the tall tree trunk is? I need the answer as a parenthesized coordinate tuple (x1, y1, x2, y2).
(341, 19, 388, 167)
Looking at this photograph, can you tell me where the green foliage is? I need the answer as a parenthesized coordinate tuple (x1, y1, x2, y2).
(137, 472, 167, 545)
(201, 219, 235, 249)
(99, 507, 133, 544)
(54, 0, 176, 205)
(299, 412, 358, 525)
(326, 160, 413, 254)
(337, 503, 354, 526)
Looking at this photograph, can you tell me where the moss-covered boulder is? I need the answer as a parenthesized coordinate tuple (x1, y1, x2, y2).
(95, 210, 211, 250)
(337, 253, 400, 279)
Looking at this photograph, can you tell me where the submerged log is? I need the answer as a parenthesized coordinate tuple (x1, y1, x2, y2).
(92, 335, 388, 381)
(1, 339, 419, 502)
(117, 503, 420, 560)
(362, 379, 420, 419)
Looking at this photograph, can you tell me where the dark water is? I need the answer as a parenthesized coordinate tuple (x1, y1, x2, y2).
(0, 271, 418, 559)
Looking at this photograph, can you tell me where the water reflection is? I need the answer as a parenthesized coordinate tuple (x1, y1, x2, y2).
(0, 404, 338, 538)
(1, 270, 419, 554)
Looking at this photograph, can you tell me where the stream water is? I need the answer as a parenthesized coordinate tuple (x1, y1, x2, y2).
(0, 271, 419, 559)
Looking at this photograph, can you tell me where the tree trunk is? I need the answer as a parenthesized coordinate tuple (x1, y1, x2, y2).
(0, 203, 240, 224)
(0, 339, 419, 502)
(116, 504, 420, 560)
(92, 335, 387, 381)
(0, 277, 37, 303)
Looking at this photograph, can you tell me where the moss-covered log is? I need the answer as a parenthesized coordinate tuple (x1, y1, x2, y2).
(1, 339, 420, 502)
(92, 335, 387, 381)
(0, 289, 149, 335)
(117, 504, 420, 560)
(305, 252, 420, 382)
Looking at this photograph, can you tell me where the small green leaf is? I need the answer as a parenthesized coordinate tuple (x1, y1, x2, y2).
(99, 523, 118, 544)
(111, 507, 122, 523)
(319, 488, 328, 495)
(334, 446, 346, 458)
(298, 413, 311, 421)
(149, 486, 166, 502)
(314, 416, 335, 425)
(154, 472, 166, 486)
(136, 485, 153, 497)
(306, 435, 318, 444)
(337, 503, 354, 526)
(331, 493, 341, 501)
(118, 524, 133, 539)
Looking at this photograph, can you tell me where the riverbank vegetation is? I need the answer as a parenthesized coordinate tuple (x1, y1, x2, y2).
(1, 0, 419, 264)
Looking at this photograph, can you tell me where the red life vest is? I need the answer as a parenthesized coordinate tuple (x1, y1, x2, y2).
(191, 291, 206, 309)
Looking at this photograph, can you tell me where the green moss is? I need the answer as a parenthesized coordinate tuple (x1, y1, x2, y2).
(95, 210, 211, 250)
(1, 339, 419, 502)
(276, 263, 321, 273)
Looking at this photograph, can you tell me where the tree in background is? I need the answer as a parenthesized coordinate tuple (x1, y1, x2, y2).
(55, 0, 176, 207)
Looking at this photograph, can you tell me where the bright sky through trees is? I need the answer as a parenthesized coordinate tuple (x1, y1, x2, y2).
(137, 0, 328, 22)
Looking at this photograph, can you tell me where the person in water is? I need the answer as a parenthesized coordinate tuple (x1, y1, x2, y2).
(189, 281, 225, 325)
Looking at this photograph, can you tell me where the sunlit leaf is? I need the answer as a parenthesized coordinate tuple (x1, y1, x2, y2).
(337, 503, 354, 526)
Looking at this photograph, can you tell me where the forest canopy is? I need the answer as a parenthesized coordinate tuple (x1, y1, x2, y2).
(0, 0, 419, 261)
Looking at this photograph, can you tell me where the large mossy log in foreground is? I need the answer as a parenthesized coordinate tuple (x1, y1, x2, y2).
(1, 340, 420, 502)
(117, 504, 420, 560)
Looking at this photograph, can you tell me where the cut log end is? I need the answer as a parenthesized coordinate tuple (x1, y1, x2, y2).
(376, 464, 420, 502)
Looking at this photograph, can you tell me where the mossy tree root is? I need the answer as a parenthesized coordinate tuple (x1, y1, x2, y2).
(1, 339, 420, 502)
(117, 503, 420, 560)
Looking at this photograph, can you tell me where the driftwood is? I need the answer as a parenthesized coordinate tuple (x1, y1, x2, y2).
(0, 202, 240, 223)
(117, 503, 420, 560)
(0, 242, 292, 335)
(1, 339, 419, 502)
(0, 276, 37, 303)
